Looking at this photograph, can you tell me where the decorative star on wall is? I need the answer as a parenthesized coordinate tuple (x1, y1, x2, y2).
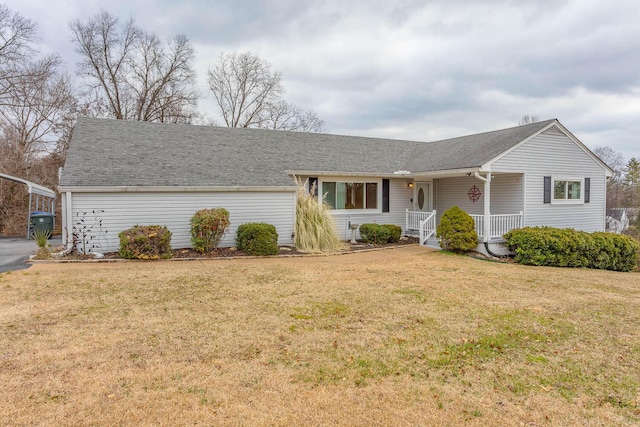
(467, 185, 482, 203)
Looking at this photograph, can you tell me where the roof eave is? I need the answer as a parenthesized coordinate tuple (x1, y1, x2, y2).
(287, 170, 414, 178)
(58, 185, 298, 193)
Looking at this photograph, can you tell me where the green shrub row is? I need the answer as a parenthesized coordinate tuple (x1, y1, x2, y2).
(383, 224, 402, 243)
(358, 223, 403, 244)
(118, 225, 173, 260)
(359, 223, 390, 244)
(503, 227, 639, 272)
(236, 223, 279, 256)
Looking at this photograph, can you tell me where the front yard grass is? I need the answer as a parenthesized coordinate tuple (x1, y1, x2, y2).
(1, 246, 639, 426)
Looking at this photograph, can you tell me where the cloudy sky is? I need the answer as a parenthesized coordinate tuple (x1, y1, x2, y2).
(5, 0, 640, 159)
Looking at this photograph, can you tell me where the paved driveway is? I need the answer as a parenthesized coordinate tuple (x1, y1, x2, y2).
(0, 236, 62, 273)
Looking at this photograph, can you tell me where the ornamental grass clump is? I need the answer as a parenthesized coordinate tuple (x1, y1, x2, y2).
(294, 179, 343, 253)
(190, 208, 230, 253)
(32, 229, 51, 260)
(436, 206, 478, 252)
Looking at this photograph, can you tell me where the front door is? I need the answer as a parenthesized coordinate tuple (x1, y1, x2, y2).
(415, 182, 431, 212)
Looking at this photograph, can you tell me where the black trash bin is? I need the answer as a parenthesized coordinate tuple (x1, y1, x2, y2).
(30, 211, 55, 239)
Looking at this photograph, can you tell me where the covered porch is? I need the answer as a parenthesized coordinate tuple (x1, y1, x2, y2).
(402, 170, 524, 248)
(405, 209, 523, 246)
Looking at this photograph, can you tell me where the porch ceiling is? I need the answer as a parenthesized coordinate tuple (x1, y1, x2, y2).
(409, 168, 480, 180)
(409, 169, 522, 180)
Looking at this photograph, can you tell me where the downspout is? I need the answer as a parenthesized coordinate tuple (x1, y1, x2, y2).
(474, 172, 501, 258)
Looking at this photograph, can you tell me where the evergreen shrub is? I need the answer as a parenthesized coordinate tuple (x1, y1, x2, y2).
(382, 224, 403, 243)
(236, 223, 279, 256)
(436, 206, 478, 252)
(503, 227, 639, 272)
(359, 223, 390, 244)
(118, 225, 173, 259)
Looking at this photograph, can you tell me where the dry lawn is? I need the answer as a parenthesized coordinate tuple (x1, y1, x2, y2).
(1, 246, 640, 426)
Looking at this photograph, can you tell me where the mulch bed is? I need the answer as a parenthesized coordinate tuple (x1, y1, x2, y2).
(95, 237, 420, 260)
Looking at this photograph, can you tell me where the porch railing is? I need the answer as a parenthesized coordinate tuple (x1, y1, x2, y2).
(470, 215, 485, 239)
(406, 209, 433, 231)
(406, 209, 437, 246)
(418, 211, 437, 246)
(471, 212, 523, 239)
(407, 210, 523, 242)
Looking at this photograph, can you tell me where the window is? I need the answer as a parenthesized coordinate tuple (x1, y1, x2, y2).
(322, 181, 379, 210)
(553, 179, 582, 202)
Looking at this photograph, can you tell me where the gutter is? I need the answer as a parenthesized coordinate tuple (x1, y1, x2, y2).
(57, 185, 299, 193)
(286, 168, 481, 179)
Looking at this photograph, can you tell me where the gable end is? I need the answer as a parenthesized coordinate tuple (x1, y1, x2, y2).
(542, 125, 565, 136)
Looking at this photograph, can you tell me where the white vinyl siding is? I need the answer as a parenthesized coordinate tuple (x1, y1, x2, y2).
(433, 174, 522, 223)
(68, 191, 296, 252)
(491, 129, 607, 232)
(433, 176, 484, 223)
(490, 173, 524, 214)
(427, 174, 523, 249)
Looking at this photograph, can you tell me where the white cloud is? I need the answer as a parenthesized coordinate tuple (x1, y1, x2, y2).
(4, 0, 640, 158)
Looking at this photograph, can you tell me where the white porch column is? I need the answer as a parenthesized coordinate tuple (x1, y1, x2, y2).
(475, 172, 491, 242)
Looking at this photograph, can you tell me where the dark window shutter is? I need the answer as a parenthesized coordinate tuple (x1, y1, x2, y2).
(309, 177, 318, 197)
(543, 176, 551, 203)
(382, 179, 390, 212)
(584, 178, 590, 203)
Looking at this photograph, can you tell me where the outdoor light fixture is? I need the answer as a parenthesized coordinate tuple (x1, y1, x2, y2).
(408, 182, 414, 188)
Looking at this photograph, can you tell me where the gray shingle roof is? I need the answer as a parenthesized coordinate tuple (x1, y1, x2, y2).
(60, 117, 556, 188)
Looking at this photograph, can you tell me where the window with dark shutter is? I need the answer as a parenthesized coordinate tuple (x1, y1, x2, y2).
(382, 179, 390, 212)
(309, 177, 318, 197)
(543, 176, 551, 203)
(584, 178, 590, 203)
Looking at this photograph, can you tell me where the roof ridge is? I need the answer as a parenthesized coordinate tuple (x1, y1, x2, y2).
(75, 116, 556, 146)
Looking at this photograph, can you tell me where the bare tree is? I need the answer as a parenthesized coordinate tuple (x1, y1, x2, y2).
(70, 10, 198, 123)
(594, 146, 626, 209)
(207, 51, 324, 132)
(0, 6, 78, 235)
(0, 4, 36, 61)
(207, 51, 283, 128)
(263, 99, 325, 132)
(0, 58, 76, 163)
(518, 115, 540, 125)
(0, 4, 39, 104)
